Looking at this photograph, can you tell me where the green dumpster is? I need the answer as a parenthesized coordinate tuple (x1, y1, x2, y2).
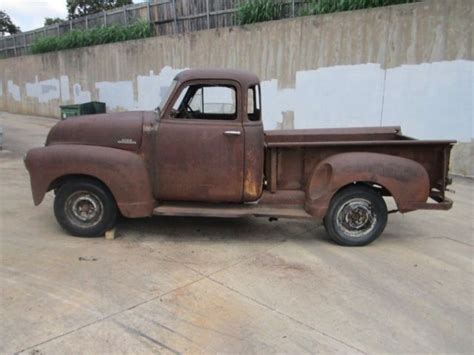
(60, 101, 106, 119)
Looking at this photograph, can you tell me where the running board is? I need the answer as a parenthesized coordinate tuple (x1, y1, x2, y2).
(153, 202, 312, 219)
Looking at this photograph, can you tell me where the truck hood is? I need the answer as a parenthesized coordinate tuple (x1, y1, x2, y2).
(46, 111, 145, 151)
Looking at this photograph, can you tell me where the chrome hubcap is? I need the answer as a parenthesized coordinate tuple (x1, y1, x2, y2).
(336, 198, 377, 238)
(66, 191, 103, 227)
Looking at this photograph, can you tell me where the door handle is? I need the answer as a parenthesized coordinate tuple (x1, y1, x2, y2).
(223, 130, 241, 136)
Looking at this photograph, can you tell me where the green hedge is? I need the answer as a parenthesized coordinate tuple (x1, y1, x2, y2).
(237, 0, 419, 25)
(237, 0, 285, 25)
(305, 0, 418, 15)
(31, 21, 153, 54)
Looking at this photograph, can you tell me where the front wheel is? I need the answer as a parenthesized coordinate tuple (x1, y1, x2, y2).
(54, 178, 117, 237)
(324, 185, 387, 246)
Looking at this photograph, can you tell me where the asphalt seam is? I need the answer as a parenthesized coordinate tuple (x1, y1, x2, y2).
(15, 226, 310, 353)
(207, 274, 367, 354)
(13, 247, 274, 355)
(13, 274, 208, 354)
(165, 227, 367, 354)
(13, 223, 290, 353)
(425, 236, 474, 247)
(194, 231, 368, 354)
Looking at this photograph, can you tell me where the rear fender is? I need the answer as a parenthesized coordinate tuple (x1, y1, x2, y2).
(305, 152, 430, 218)
(24, 145, 155, 217)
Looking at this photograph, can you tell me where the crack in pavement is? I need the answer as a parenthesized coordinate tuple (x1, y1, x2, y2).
(14, 226, 324, 354)
(13, 238, 286, 354)
(113, 319, 182, 354)
(206, 275, 367, 354)
(159, 227, 367, 354)
(13, 275, 208, 354)
(422, 236, 474, 247)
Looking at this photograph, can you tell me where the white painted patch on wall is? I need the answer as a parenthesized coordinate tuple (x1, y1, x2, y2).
(260, 60, 472, 142)
(94, 66, 186, 111)
(295, 64, 385, 129)
(25, 76, 60, 103)
(60, 76, 70, 101)
(95, 81, 135, 110)
(73, 83, 91, 104)
(7, 80, 20, 102)
(89, 60, 471, 142)
(260, 79, 296, 129)
(11, 60, 471, 143)
(137, 66, 186, 110)
(382, 60, 473, 141)
(261, 64, 386, 131)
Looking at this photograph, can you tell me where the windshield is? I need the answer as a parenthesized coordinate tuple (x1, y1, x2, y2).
(157, 79, 178, 112)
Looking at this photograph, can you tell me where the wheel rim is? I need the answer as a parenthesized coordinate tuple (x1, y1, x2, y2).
(336, 198, 377, 238)
(65, 190, 104, 228)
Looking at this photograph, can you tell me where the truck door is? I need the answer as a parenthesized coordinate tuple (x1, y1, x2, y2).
(155, 80, 244, 203)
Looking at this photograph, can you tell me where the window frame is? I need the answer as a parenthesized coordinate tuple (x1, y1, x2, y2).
(164, 79, 241, 122)
(246, 84, 262, 122)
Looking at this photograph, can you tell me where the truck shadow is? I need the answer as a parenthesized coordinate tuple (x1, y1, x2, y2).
(115, 215, 327, 243)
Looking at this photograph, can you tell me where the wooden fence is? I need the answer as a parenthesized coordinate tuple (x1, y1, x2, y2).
(0, 0, 314, 58)
(0, 0, 416, 58)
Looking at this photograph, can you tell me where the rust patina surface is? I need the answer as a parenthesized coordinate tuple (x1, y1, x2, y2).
(24, 69, 455, 222)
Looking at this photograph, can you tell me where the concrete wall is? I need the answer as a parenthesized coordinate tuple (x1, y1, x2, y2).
(0, 0, 472, 175)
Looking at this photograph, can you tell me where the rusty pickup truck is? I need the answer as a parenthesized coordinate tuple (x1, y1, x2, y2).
(24, 69, 455, 246)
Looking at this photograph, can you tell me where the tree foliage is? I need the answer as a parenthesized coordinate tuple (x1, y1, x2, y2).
(66, 0, 133, 19)
(44, 17, 63, 26)
(0, 10, 20, 34)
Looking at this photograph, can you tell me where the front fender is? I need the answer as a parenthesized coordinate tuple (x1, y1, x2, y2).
(24, 145, 155, 218)
(305, 152, 430, 218)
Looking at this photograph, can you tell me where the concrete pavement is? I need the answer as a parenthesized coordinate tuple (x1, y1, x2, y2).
(0, 112, 472, 354)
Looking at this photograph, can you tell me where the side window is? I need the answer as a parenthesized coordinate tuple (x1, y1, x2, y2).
(171, 84, 237, 120)
(189, 88, 203, 112)
(247, 85, 261, 121)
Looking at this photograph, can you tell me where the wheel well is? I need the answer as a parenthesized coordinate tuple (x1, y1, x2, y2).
(333, 181, 397, 208)
(48, 174, 113, 199)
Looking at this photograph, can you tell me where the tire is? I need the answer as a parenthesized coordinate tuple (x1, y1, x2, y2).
(54, 178, 117, 237)
(324, 185, 387, 246)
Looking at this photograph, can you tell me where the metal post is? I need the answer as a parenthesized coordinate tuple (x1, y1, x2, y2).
(57, 23, 60, 36)
(85, 15, 88, 29)
(206, 0, 210, 29)
(172, 0, 178, 34)
(69, 20, 73, 31)
(103, 10, 107, 26)
(124, 6, 128, 25)
(24, 33, 27, 52)
(291, 0, 295, 17)
(147, 2, 151, 23)
(12, 35, 17, 56)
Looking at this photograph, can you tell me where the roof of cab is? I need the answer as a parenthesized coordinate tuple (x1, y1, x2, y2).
(174, 68, 260, 87)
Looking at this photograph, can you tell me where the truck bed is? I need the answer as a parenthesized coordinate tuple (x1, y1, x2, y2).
(264, 126, 456, 200)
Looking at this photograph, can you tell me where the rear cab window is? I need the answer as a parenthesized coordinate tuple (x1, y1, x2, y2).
(247, 85, 261, 121)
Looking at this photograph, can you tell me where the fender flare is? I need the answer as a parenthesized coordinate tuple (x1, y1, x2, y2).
(24, 145, 155, 218)
(305, 152, 430, 218)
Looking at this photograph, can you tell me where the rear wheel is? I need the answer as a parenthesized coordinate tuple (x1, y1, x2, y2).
(54, 178, 117, 237)
(324, 185, 387, 246)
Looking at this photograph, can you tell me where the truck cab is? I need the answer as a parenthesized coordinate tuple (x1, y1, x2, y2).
(153, 69, 264, 203)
